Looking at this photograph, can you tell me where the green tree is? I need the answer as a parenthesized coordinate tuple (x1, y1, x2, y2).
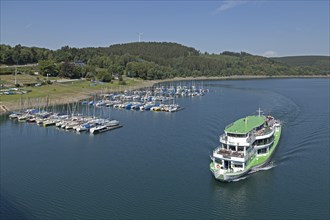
(59, 61, 81, 78)
(97, 69, 112, 82)
(38, 60, 58, 76)
(0, 45, 13, 64)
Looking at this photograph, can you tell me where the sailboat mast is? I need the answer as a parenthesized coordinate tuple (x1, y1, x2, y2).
(14, 67, 17, 85)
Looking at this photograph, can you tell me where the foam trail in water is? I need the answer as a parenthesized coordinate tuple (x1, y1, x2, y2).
(249, 161, 276, 174)
(229, 162, 277, 182)
(231, 176, 249, 182)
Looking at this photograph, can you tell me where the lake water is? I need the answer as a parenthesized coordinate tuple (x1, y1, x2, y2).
(1, 78, 329, 219)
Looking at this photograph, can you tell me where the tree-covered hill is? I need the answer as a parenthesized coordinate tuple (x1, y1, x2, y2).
(271, 56, 330, 73)
(103, 42, 199, 58)
(1, 42, 328, 81)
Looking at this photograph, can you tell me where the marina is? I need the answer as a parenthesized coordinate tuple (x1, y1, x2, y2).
(9, 109, 123, 135)
(7, 83, 208, 134)
(84, 84, 207, 113)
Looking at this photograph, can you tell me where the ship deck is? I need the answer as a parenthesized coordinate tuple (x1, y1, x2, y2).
(225, 115, 265, 134)
(217, 148, 244, 158)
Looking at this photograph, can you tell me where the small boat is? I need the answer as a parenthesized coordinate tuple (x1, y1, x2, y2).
(166, 104, 183, 112)
(43, 119, 58, 127)
(89, 120, 121, 134)
(27, 116, 37, 123)
(9, 112, 21, 119)
(76, 123, 92, 132)
(124, 103, 133, 110)
(36, 117, 45, 125)
(106, 120, 120, 127)
(95, 100, 106, 107)
(140, 102, 154, 111)
(17, 114, 29, 121)
(131, 102, 143, 110)
(65, 121, 80, 130)
(150, 105, 162, 111)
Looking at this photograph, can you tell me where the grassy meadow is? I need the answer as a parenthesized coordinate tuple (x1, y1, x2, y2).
(0, 74, 151, 111)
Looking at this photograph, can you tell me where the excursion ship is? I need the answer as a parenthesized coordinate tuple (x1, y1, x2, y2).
(210, 109, 281, 182)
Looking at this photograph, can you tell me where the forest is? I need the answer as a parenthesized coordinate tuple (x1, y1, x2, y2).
(0, 42, 328, 81)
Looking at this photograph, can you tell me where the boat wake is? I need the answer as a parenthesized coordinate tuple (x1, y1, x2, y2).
(229, 162, 277, 182)
(250, 161, 276, 174)
(230, 176, 249, 182)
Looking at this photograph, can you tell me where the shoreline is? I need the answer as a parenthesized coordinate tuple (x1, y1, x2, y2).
(1, 74, 329, 114)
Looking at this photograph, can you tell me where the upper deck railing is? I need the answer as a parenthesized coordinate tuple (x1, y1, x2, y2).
(215, 148, 244, 158)
(220, 133, 255, 146)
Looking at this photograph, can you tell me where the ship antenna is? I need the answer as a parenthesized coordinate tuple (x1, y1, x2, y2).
(257, 108, 263, 117)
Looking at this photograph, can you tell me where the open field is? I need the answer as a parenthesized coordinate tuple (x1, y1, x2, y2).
(0, 75, 156, 113)
(0, 73, 42, 85)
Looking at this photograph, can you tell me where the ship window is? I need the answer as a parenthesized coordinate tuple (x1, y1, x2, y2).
(215, 159, 223, 164)
(258, 148, 267, 154)
(238, 146, 244, 151)
(228, 133, 247, 138)
(255, 137, 274, 146)
(229, 145, 236, 151)
(234, 164, 243, 168)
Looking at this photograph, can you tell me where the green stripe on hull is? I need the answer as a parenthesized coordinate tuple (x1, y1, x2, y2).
(246, 126, 281, 169)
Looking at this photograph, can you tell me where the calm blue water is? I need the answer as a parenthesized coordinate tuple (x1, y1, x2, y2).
(1, 78, 329, 219)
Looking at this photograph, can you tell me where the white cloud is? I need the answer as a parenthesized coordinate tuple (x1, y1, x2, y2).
(215, 0, 248, 13)
(262, 50, 278, 57)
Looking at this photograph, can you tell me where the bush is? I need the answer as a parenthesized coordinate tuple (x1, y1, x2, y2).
(101, 73, 112, 82)
(0, 69, 13, 75)
(97, 70, 112, 83)
(119, 80, 126, 85)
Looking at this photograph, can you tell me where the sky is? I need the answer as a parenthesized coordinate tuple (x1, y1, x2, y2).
(1, 0, 329, 57)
